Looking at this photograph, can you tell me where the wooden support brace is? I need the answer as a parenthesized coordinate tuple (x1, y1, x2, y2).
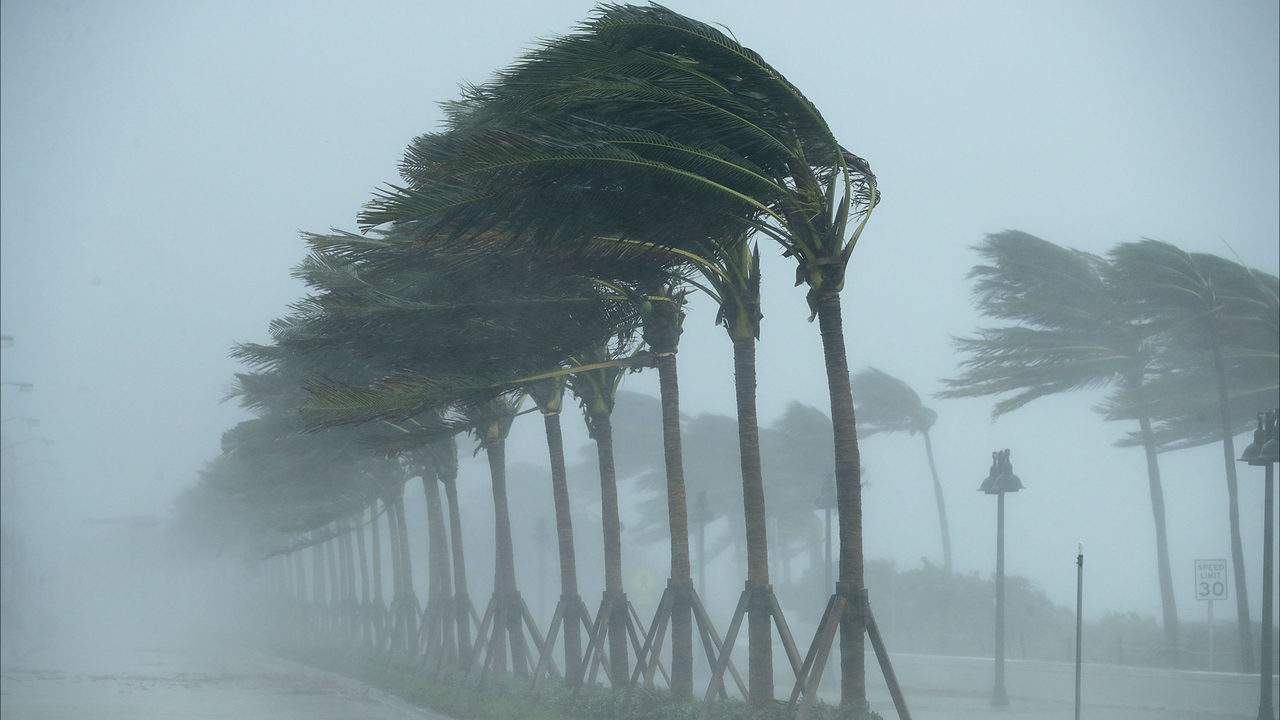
(768, 591, 804, 678)
(865, 598, 912, 720)
(464, 596, 497, 675)
(700, 590, 748, 705)
(629, 588, 671, 686)
(625, 600, 670, 687)
(689, 591, 747, 699)
(529, 598, 566, 691)
(790, 593, 846, 707)
(578, 594, 613, 690)
(518, 595, 559, 678)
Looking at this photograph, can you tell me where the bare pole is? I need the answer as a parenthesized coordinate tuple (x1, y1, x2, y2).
(992, 491, 1008, 708)
(1258, 461, 1274, 720)
(1075, 542, 1083, 720)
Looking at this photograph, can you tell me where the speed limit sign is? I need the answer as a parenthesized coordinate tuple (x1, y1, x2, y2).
(1194, 559, 1229, 601)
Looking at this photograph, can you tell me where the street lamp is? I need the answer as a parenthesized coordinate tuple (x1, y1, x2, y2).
(981, 448, 1023, 708)
(1, 417, 39, 427)
(1, 382, 33, 392)
(1239, 409, 1278, 720)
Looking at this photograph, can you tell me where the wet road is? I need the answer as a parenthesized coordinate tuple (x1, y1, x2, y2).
(2, 647, 1256, 720)
(0, 644, 447, 720)
(866, 694, 1250, 720)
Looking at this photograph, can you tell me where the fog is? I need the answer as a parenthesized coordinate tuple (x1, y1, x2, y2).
(2, 1, 1277, 719)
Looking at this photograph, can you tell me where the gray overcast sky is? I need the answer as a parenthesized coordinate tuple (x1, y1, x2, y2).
(2, 0, 1277, 619)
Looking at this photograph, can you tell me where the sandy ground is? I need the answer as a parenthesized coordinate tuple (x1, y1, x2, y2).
(0, 643, 446, 720)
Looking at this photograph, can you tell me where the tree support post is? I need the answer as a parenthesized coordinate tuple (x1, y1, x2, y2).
(789, 585, 912, 720)
(699, 582, 802, 717)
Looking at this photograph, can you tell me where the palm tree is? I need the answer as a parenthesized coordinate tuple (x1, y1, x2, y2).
(428, 435, 476, 665)
(1108, 240, 1279, 671)
(286, 230, 662, 681)
(360, 5, 882, 702)
(525, 377, 588, 684)
(463, 395, 531, 676)
(408, 446, 458, 668)
(940, 230, 1182, 666)
(638, 285, 695, 697)
(852, 368, 951, 573)
(229, 326, 434, 655)
(568, 343, 637, 687)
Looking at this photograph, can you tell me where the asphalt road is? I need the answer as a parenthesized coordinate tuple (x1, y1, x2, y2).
(1, 642, 1261, 719)
(865, 693, 1252, 720)
(0, 643, 446, 720)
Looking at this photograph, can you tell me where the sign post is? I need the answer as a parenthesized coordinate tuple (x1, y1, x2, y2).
(1194, 559, 1229, 671)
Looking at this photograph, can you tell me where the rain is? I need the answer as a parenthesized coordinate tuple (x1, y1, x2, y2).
(1, 2, 1277, 719)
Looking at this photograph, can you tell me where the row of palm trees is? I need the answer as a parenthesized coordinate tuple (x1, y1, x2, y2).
(181, 4, 894, 715)
(838, 232, 1278, 672)
(176, 6, 1277, 716)
(940, 231, 1279, 670)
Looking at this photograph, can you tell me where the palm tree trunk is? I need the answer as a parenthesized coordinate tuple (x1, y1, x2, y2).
(393, 493, 419, 654)
(294, 551, 306, 607)
(389, 497, 408, 652)
(657, 352, 694, 698)
(371, 500, 385, 649)
(922, 430, 954, 574)
(486, 439, 527, 674)
(1211, 346, 1254, 672)
(312, 543, 326, 629)
(813, 292, 866, 708)
(355, 508, 371, 645)
(326, 529, 340, 623)
(1135, 402, 1180, 667)
(731, 334, 773, 703)
(592, 412, 631, 686)
(424, 475, 456, 663)
(441, 475, 472, 662)
(385, 496, 403, 618)
(341, 523, 356, 641)
(542, 411, 583, 683)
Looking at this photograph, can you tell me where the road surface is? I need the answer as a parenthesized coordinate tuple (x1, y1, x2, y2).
(0, 643, 446, 720)
(2, 642, 1260, 719)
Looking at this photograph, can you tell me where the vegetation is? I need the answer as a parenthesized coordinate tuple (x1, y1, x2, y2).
(851, 369, 951, 573)
(170, 4, 1278, 719)
(279, 643, 882, 720)
(941, 230, 1278, 669)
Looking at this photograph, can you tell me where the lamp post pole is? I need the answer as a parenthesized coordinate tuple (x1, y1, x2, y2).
(1075, 542, 1084, 720)
(1260, 460, 1273, 720)
(994, 491, 1009, 707)
(981, 449, 1023, 709)
(1239, 409, 1277, 720)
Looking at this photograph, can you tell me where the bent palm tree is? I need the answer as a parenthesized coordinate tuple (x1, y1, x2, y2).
(1110, 241, 1280, 671)
(359, 5, 884, 706)
(941, 230, 1181, 666)
(852, 368, 951, 573)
